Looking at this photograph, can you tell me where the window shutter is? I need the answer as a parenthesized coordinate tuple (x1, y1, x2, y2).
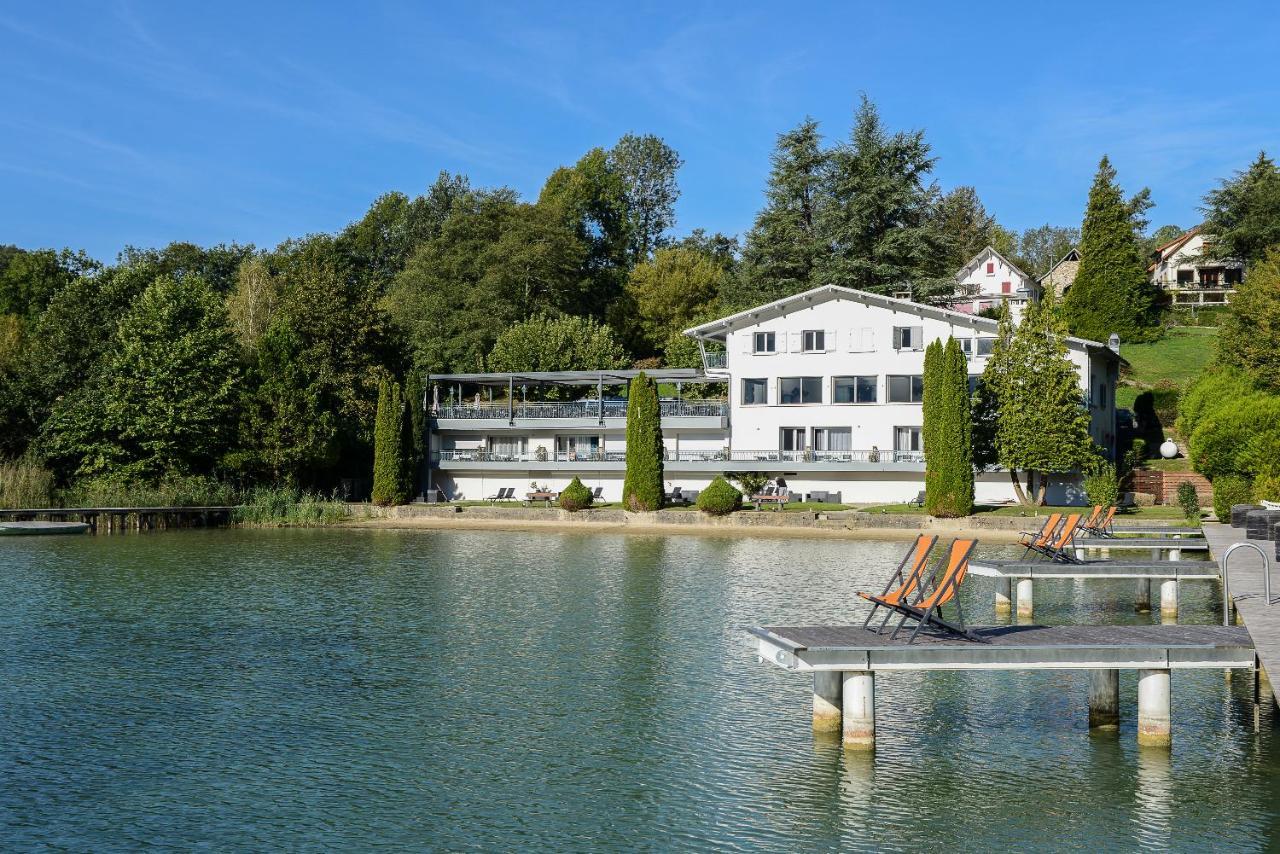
(741, 333, 751, 354)
(789, 331, 802, 353)
(912, 326, 923, 349)
(825, 329, 836, 352)
(847, 328, 858, 352)
(862, 327, 874, 351)
(767, 377, 777, 405)
(892, 327, 902, 350)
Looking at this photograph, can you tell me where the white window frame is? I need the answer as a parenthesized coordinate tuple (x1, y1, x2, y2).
(779, 376, 824, 405)
(833, 375, 877, 405)
(753, 331, 776, 354)
(741, 377, 768, 406)
(892, 326, 924, 351)
(802, 329, 825, 353)
(886, 374, 924, 404)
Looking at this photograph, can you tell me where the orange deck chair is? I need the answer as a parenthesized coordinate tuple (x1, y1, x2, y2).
(1040, 513, 1085, 563)
(1019, 513, 1062, 559)
(879, 538, 982, 645)
(1089, 506, 1117, 537)
(858, 534, 938, 634)
(1080, 505, 1103, 533)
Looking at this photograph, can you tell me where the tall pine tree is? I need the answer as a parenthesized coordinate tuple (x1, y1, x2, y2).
(1061, 156, 1161, 343)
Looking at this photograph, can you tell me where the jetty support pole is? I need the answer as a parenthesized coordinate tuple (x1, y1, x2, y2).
(1088, 669, 1120, 728)
(1137, 669, 1172, 747)
(841, 671, 875, 750)
(1135, 579, 1152, 613)
(995, 578, 1012, 616)
(1160, 579, 1178, 620)
(1016, 579, 1033, 618)
(812, 672, 842, 732)
(1169, 534, 1181, 563)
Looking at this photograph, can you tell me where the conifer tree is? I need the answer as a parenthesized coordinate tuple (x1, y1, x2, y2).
(923, 337, 974, 516)
(736, 118, 827, 306)
(622, 371, 664, 511)
(404, 372, 427, 495)
(1201, 151, 1280, 268)
(994, 298, 1097, 504)
(1062, 156, 1161, 343)
(372, 378, 410, 505)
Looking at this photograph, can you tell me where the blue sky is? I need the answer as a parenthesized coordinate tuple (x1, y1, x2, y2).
(2, 2, 1278, 262)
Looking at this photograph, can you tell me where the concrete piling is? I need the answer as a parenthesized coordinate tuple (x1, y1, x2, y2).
(1168, 534, 1181, 563)
(1160, 580, 1179, 620)
(1088, 669, 1120, 728)
(813, 672, 842, 732)
(995, 578, 1012, 616)
(1016, 579, 1034, 618)
(841, 670, 875, 750)
(1135, 579, 1152, 613)
(1137, 668, 1172, 747)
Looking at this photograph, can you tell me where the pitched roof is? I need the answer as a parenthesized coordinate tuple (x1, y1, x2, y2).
(1152, 225, 1201, 259)
(955, 245, 1036, 285)
(681, 283, 1120, 362)
(1037, 248, 1080, 283)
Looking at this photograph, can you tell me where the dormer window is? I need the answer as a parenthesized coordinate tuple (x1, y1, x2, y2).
(753, 331, 776, 353)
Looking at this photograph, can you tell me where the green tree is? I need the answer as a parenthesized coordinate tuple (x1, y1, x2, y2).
(404, 371, 427, 496)
(487, 314, 629, 379)
(0, 246, 97, 323)
(1061, 156, 1161, 343)
(736, 118, 827, 306)
(816, 96, 952, 299)
(932, 186, 1001, 271)
(622, 371, 664, 511)
(1142, 224, 1185, 258)
(923, 337, 974, 516)
(989, 299, 1097, 504)
(1017, 225, 1080, 276)
(608, 134, 683, 264)
(226, 255, 278, 351)
(39, 275, 240, 481)
(1201, 152, 1280, 268)
(372, 378, 411, 505)
(623, 246, 723, 355)
(1216, 248, 1280, 389)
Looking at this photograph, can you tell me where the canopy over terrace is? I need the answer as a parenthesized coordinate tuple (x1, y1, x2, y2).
(425, 369, 719, 406)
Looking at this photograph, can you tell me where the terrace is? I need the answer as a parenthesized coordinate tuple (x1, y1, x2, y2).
(434, 447, 926, 471)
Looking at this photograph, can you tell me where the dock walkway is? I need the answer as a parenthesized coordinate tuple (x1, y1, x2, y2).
(1204, 522, 1279, 704)
(969, 559, 1216, 580)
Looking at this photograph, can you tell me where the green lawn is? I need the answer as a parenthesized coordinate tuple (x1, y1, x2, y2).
(1115, 326, 1217, 410)
(860, 503, 1194, 520)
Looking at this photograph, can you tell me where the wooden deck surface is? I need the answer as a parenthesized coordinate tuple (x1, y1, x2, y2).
(1204, 522, 1280, 704)
(968, 559, 1217, 579)
(756, 623, 1251, 651)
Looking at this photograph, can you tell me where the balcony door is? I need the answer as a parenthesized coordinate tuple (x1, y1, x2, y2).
(487, 436, 527, 461)
(556, 435, 602, 460)
(894, 426, 922, 460)
(780, 427, 806, 457)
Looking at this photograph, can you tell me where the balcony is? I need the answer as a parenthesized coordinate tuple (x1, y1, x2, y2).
(433, 448, 926, 472)
(432, 399, 729, 430)
(701, 351, 727, 371)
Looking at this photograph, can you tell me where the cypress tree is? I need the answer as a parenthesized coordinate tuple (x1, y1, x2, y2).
(404, 372, 427, 495)
(1062, 156, 1161, 343)
(622, 371, 664, 511)
(924, 337, 974, 517)
(372, 378, 410, 506)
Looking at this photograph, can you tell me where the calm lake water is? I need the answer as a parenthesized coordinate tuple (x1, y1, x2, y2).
(1, 528, 1277, 851)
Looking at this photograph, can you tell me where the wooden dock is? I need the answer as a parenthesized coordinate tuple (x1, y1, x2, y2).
(1204, 522, 1279, 705)
(749, 623, 1255, 749)
(0, 506, 235, 534)
(1074, 537, 1208, 551)
(1109, 526, 1203, 537)
(969, 559, 1217, 579)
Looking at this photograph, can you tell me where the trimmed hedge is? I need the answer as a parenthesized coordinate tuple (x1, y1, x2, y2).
(558, 477, 594, 512)
(622, 372, 664, 511)
(1212, 475, 1254, 523)
(1176, 480, 1200, 522)
(696, 476, 742, 515)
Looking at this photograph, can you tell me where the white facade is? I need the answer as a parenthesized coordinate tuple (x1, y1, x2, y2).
(428, 286, 1120, 507)
(947, 246, 1041, 319)
(1148, 227, 1243, 305)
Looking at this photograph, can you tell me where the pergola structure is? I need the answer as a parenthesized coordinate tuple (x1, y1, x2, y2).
(425, 369, 718, 409)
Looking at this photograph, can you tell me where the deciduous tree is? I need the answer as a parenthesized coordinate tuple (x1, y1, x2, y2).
(1201, 151, 1280, 268)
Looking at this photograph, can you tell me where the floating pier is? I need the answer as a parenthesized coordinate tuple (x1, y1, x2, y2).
(0, 506, 235, 534)
(749, 623, 1256, 750)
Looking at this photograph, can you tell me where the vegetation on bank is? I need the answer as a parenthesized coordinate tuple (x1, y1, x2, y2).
(234, 487, 351, 527)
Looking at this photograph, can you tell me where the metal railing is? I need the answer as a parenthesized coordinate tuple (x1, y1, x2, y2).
(702, 352, 727, 369)
(435, 448, 924, 465)
(433, 399, 728, 420)
(1222, 542, 1272, 626)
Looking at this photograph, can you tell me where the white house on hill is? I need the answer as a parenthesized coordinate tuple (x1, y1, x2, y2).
(946, 246, 1041, 318)
(1148, 226, 1243, 305)
(427, 285, 1120, 506)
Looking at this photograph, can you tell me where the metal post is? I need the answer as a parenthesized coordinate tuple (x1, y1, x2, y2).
(841, 671, 875, 750)
(1088, 669, 1120, 728)
(598, 374, 604, 426)
(508, 374, 514, 425)
(1222, 542, 1272, 625)
(813, 672, 842, 732)
(1137, 668, 1171, 747)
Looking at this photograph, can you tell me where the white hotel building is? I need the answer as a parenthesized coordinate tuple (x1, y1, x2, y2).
(427, 285, 1120, 506)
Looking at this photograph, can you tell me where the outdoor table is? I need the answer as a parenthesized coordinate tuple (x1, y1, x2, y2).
(524, 491, 559, 507)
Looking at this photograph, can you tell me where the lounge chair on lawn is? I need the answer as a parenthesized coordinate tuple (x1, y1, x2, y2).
(858, 534, 938, 634)
(1018, 513, 1063, 559)
(486, 487, 514, 503)
(590, 486, 604, 501)
(907, 490, 926, 508)
(1038, 513, 1084, 563)
(1084, 506, 1116, 537)
(869, 538, 982, 645)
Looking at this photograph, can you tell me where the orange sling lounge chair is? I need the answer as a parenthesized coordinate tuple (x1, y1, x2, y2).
(1080, 505, 1103, 533)
(858, 534, 938, 634)
(1019, 513, 1062, 559)
(1087, 506, 1117, 537)
(1039, 513, 1084, 563)
(873, 538, 982, 645)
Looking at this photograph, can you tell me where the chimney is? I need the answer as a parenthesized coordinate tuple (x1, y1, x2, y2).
(1107, 333, 1121, 355)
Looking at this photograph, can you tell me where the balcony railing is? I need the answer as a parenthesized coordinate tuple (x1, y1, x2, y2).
(433, 399, 728, 420)
(435, 448, 924, 465)
(702, 352, 727, 370)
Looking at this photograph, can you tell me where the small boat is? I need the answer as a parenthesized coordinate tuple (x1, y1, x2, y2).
(0, 521, 91, 536)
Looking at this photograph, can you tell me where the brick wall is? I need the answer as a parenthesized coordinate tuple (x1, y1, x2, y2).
(1127, 469, 1213, 505)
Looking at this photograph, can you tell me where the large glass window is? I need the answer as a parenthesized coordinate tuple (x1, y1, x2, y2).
(742, 377, 767, 405)
(556, 435, 601, 459)
(814, 427, 852, 452)
(753, 331, 776, 353)
(895, 426, 923, 453)
(780, 427, 806, 452)
(887, 375, 924, 403)
(487, 436, 527, 459)
(834, 375, 877, 404)
(802, 329, 825, 352)
(975, 337, 996, 357)
(779, 376, 823, 404)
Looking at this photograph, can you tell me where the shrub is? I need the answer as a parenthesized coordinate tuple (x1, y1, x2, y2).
(622, 372, 664, 512)
(1211, 475, 1254, 522)
(1254, 471, 1280, 504)
(696, 476, 742, 515)
(558, 477, 594, 512)
(1187, 393, 1280, 480)
(0, 456, 55, 509)
(733, 472, 769, 496)
(1176, 480, 1200, 522)
(235, 486, 350, 526)
(61, 473, 237, 508)
(1083, 461, 1121, 507)
(1177, 367, 1257, 443)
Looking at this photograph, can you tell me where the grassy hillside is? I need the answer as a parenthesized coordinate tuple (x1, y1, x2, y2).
(1115, 326, 1217, 411)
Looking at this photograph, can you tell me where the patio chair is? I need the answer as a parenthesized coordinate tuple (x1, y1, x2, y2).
(1018, 513, 1062, 559)
(1085, 506, 1116, 537)
(858, 534, 938, 633)
(1038, 513, 1085, 564)
(486, 487, 513, 503)
(872, 538, 982, 645)
(1080, 505, 1103, 532)
(907, 490, 926, 508)
(590, 486, 604, 501)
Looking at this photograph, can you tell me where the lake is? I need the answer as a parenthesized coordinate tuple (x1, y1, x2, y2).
(2, 528, 1277, 850)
